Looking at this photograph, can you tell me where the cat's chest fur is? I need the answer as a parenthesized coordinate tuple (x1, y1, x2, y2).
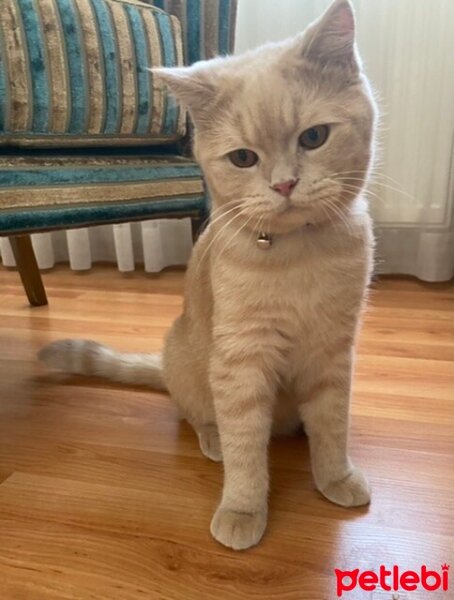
(209, 214, 373, 345)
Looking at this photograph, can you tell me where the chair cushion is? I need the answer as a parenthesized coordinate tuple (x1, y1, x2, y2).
(0, 0, 186, 148)
(0, 150, 205, 233)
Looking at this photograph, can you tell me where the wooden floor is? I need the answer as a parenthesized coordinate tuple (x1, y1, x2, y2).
(0, 265, 453, 600)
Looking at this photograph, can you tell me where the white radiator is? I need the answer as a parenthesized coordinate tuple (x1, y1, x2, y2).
(0, 219, 193, 273)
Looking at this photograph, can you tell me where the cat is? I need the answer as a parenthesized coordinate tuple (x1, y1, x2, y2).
(39, 0, 377, 551)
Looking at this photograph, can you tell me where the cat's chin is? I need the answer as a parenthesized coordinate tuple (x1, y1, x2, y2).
(250, 205, 327, 235)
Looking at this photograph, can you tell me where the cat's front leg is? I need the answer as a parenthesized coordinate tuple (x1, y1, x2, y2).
(209, 350, 275, 550)
(298, 348, 371, 508)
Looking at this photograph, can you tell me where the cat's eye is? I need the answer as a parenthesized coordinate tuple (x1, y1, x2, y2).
(228, 149, 259, 168)
(299, 125, 330, 150)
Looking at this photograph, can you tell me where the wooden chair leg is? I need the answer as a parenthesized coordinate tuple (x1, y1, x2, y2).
(9, 235, 48, 306)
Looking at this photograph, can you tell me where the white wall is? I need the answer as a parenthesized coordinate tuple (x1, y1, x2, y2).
(235, 0, 454, 229)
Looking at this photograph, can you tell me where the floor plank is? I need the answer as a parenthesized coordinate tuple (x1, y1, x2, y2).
(0, 264, 453, 600)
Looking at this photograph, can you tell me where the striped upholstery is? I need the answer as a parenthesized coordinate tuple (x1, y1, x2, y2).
(0, 0, 186, 147)
(0, 151, 205, 233)
(147, 0, 238, 63)
(0, 0, 238, 247)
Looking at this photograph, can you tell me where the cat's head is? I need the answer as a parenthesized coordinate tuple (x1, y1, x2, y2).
(154, 0, 376, 234)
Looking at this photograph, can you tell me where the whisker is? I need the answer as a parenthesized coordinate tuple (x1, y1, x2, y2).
(205, 199, 241, 223)
(214, 213, 257, 263)
(330, 168, 403, 185)
(323, 198, 354, 235)
(196, 207, 250, 270)
(319, 201, 341, 235)
(204, 203, 243, 230)
(333, 176, 414, 200)
(329, 170, 412, 197)
(340, 184, 387, 205)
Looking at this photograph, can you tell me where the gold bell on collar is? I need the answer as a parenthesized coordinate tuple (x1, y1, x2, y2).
(257, 232, 272, 250)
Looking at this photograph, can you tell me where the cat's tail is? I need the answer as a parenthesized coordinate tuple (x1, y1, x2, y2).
(38, 340, 167, 391)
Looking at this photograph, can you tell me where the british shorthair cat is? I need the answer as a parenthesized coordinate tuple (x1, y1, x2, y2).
(40, 0, 377, 550)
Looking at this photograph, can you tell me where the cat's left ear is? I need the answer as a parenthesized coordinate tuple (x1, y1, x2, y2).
(150, 65, 216, 123)
(299, 0, 360, 73)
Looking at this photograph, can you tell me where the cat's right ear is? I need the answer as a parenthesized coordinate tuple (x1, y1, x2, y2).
(298, 0, 360, 73)
(151, 66, 216, 122)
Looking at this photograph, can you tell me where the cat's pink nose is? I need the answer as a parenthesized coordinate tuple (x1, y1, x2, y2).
(271, 178, 299, 197)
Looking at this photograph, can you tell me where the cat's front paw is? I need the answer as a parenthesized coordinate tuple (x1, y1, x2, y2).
(210, 506, 267, 550)
(320, 467, 371, 508)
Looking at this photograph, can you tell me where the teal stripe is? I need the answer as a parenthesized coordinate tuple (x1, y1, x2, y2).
(90, 0, 120, 133)
(0, 47, 6, 131)
(56, 0, 87, 133)
(186, 0, 201, 64)
(16, 0, 50, 132)
(125, 6, 150, 135)
(218, 0, 231, 55)
(0, 165, 202, 187)
(0, 195, 207, 235)
(156, 13, 178, 135)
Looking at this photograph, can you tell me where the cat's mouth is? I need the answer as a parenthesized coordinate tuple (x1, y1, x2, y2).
(244, 202, 318, 234)
(264, 197, 317, 213)
(272, 198, 322, 217)
(247, 193, 348, 234)
(239, 187, 347, 233)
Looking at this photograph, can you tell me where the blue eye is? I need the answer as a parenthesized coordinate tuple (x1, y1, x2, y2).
(307, 129, 319, 141)
(228, 149, 259, 168)
(299, 125, 330, 149)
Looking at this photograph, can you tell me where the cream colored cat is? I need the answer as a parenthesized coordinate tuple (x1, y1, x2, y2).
(40, 0, 377, 551)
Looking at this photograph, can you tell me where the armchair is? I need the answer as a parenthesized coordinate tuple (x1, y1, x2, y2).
(0, 0, 237, 305)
